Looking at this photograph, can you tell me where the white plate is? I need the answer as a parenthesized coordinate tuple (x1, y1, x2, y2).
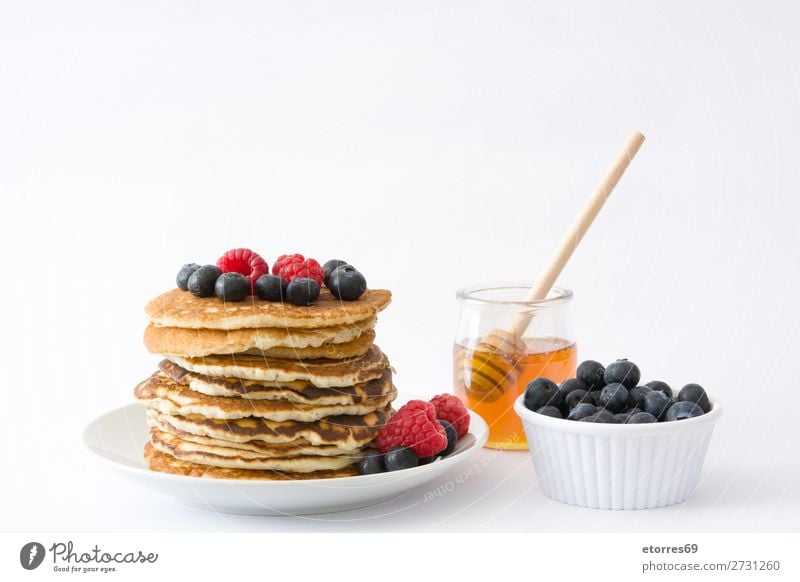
(82, 399, 488, 516)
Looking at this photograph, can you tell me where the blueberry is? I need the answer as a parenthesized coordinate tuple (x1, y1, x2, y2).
(438, 420, 458, 456)
(678, 383, 711, 413)
(254, 274, 287, 302)
(586, 390, 603, 406)
(384, 446, 418, 471)
(328, 265, 367, 301)
(417, 456, 435, 465)
(628, 411, 657, 424)
(214, 272, 250, 302)
(187, 264, 222, 297)
(558, 379, 587, 415)
(627, 386, 652, 410)
(604, 359, 640, 389)
(323, 259, 350, 287)
(594, 410, 620, 423)
(666, 401, 705, 421)
(536, 405, 563, 419)
(645, 380, 673, 398)
(524, 378, 562, 411)
(643, 390, 671, 421)
(598, 383, 629, 413)
(567, 403, 597, 421)
(579, 410, 619, 423)
(176, 263, 201, 290)
(577, 360, 606, 391)
(286, 277, 321, 306)
(559, 378, 589, 397)
(614, 413, 632, 424)
(564, 389, 591, 411)
(357, 450, 386, 475)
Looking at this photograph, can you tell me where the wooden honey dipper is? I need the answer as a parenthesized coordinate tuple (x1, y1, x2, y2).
(462, 131, 646, 402)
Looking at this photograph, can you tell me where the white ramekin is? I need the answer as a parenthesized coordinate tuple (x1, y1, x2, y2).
(514, 395, 722, 510)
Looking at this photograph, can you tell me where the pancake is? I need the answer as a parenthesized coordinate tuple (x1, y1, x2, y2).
(135, 371, 396, 421)
(146, 288, 391, 330)
(149, 429, 361, 472)
(148, 406, 392, 451)
(143, 317, 376, 358)
(234, 330, 374, 359)
(159, 360, 393, 404)
(148, 412, 350, 456)
(165, 344, 388, 387)
(144, 443, 359, 480)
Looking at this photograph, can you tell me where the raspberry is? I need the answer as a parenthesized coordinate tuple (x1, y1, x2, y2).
(430, 394, 470, 438)
(273, 254, 304, 278)
(274, 254, 324, 285)
(216, 248, 268, 292)
(375, 400, 448, 458)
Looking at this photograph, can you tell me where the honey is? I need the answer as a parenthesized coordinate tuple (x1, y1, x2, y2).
(453, 337, 577, 449)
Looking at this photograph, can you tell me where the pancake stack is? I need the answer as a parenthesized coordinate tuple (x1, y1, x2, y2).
(135, 286, 395, 479)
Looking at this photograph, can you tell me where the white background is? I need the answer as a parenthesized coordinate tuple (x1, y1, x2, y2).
(2, 0, 799, 532)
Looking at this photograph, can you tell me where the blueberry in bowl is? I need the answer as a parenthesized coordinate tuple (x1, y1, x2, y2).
(604, 359, 640, 389)
(677, 383, 711, 413)
(598, 383, 629, 414)
(567, 403, 597, 421)
(524, 378, 562, 411)
(665, 401, 705, 421)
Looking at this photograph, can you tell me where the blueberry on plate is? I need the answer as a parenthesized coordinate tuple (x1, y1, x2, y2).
(626, 385, 652, 410)
(328, 265, 367, 301)
(254, 274, 287, 302)
(567, 403, 597, 421)
(643, 390, 671, 421)
(176, 263, 201, 290)
(564, 389, 590, 412)
(438, 420, 458, 456)
(666, 401, 705, 421)
(577, 360, 606, 391)
(214, 272, 250, 302)
(628, 411, 657, 424)
(323, 259, 350, 287)
(524, 378, 562, 411)
(598, 383, 629, 413)
(678, 383, 711, 413)
(645, 380, 673, 398)
(357, 450, 386, 475)
(604, 359, 641, 389)
(536, 405, 563, 419)
(187, 264, 222, 297)
(286, 277, 321, 306)
(384, 446, 418, 471)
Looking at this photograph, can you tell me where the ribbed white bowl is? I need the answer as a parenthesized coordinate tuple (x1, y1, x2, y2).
(514, 395, 722, 510)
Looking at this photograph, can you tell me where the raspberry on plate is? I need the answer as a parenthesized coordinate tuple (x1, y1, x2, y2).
(216, 248, 268, 292)
(429, 393, 470, 438)
(274, 254, 324, 286)
(375, 400, 448, 458)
